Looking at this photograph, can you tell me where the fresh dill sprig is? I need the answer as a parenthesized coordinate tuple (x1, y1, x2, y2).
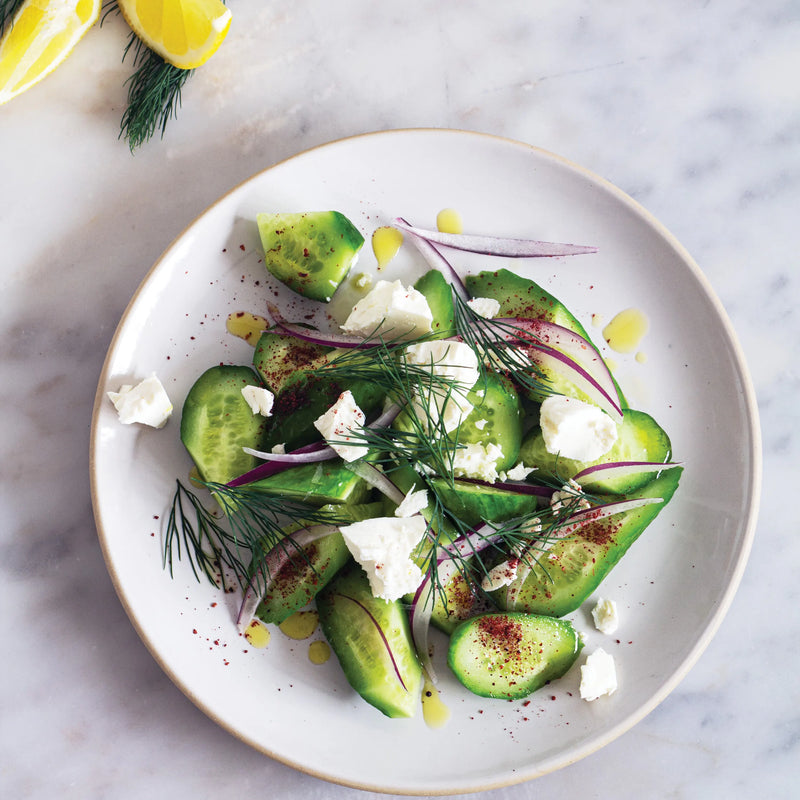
(164, 479, 345, 590)
(321, 340, 473, 480)
(0, 0, 25, 31)
(452, 293, 554, 398)
(118, 30, 193, 150)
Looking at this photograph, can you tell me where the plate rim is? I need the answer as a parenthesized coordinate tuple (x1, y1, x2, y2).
(89, 127, 762, 795)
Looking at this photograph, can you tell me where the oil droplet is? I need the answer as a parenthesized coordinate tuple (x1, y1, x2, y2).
(308, 640, 331, 665)
(635, 351, 648, 364)
(226, 311, 270, 345)
(278, 610, 319, 640)
(602, 308, 650, 354)
(244, 620, 270, 649)
(372, 226, 403, 269)
(436, 208, 463, 234)
(605, 357, 618, 373)
(188, 466, 203, 487)
(421, 678, 451, 729)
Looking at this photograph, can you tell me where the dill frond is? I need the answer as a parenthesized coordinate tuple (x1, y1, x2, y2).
(119, 30, 193, 150)
(164, 479, 345, 590)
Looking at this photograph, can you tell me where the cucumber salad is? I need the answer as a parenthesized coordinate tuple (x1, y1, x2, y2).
(147, 209, 681, 720)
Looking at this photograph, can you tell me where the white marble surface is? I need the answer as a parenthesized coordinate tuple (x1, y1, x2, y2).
(1, 1, 797, 797)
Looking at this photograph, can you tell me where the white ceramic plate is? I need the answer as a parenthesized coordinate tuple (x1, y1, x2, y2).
(90, 129, 760, 794)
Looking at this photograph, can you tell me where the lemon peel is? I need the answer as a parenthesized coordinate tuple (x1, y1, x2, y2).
(0, 0, 101, 105)
(118, 0, 232, 70)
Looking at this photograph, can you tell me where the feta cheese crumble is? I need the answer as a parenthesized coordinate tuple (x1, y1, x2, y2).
(466, 296, 501, 318)
(241, 385, 274, 417)
(313, 390, 367, 462)
(452, 442, 504, 483)
(580, 648, 618, 701)
(591, 597, 620, 635)
(504, 461, 535, 481)
(480, 557, 520, 591)
(395, 486, 429, 518)
(405, 340, 480, 433)
(539, 395, 618, 461)
(341, 279, 433, 339)
(107, 374, 173, 428)
(338, 516, 428, 601)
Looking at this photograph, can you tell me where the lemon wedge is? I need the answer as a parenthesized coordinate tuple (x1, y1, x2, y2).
(118, 0, 232, 70)
(0, 0, 101, 105)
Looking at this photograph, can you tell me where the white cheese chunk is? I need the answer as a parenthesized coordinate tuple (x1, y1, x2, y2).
(539, 395, 618, 462)
(107, 374, 173, 428)
(341, 279, 433, 339)
(405, 339, 480, 433)
(504, 461, 535, 481)
(591, 597, 620, 635)
(395, 486, 429, 518)
(338, 515, 428, 601)
(313, 390, 368, 462)
(480, 557, 520, 591)
(580, 648, 618, 701)
(467, 296, 501, 318)
(452, 442, 504, 483)
(241, 385, 274, 417)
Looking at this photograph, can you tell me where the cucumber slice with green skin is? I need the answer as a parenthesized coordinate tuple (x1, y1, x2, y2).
(248, 461, 372, 506)
(256, 502, 381, 625)
(465, 269, 595, 341)
(493, 467, 682, 617)
(520, 408, 672, 494)
(252, 329, 331, 395)
(257, 211, 364, 303)
(317, 564, 423, 718)
(180, 365, 268, 484)
(413, 269, 455, 338)
(429, 478, 542, 528)
(457, 372, 523, 473)
(465, 269, 627, 408)
(448, 612, 582, 699)
(429, 567, 497, 635)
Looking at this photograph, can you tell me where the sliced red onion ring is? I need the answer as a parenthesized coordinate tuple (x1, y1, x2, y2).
(395, 217, 470, 303)
(486, 316, 619, 410)
(573, 461, 682, 484)
(344, 459, 406, 505)
(227, 440, 335, 487)
(242, 445, 336, 463)
(449, 476, 553, 499)
(267, 303, 377, 349)
(391, 218, 597, 258)
(236, 524, 340, 632)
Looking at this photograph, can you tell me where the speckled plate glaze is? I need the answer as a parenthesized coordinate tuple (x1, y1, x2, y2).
(90, 129, 760, 795)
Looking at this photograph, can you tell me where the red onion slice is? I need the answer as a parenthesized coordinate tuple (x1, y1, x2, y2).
(267, 303, 377, 349)
(242, 445, 336, 463)
(395, 217, 470, 303)
(344, 459, 406, 505)
(488, 316, 619, 410)
(236, 524, 340, 632)
(391, 218, 597, 258)
(573, 461, 682, 485)
(227, 440, 335, 487)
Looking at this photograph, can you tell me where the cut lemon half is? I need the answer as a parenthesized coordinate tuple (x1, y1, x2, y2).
(118, 0, 232, 70)
(0, 0, 101, 105)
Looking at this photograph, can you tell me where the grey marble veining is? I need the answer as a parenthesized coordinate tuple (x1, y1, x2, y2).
(2, 1, 798, 797)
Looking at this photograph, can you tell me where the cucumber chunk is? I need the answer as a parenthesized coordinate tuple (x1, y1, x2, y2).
(257, 211, 364, 302)
(248, 461, 371, 506)
(448, 612, 582, 699)
(253, 329, 331, 395)
(413, 269, 455, 338)
(465, 269, 627, 408)
(429, 478, 542, 528)
(317, 564, 423, 718)
(256, 502, 381, 625)
(458, 372, 523, 473)
(180, 365, 267, 484)
(520, 408, 672, 494)
(494, 467, 682, 617)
